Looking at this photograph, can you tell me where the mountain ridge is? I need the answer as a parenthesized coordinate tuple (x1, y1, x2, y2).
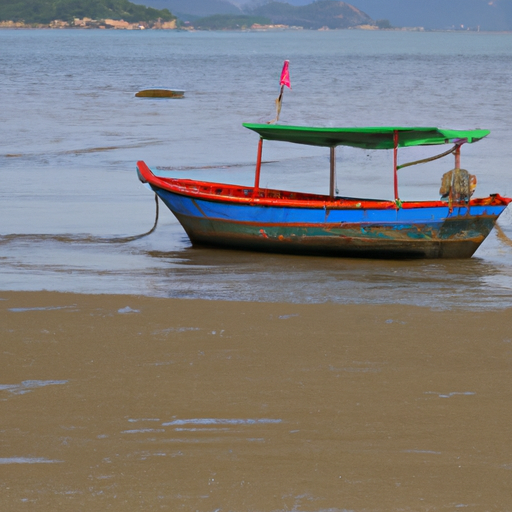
(250, 1, 373, 29)
(148, 0, 512, 31)
(238, 0, 512, 31)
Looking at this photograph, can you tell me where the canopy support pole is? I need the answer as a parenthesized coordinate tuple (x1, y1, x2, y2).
(254, 138, 263, 194)
(393, 130, 399, 203)
(455, 144, 461, 169)
(330, 146, 336, 200)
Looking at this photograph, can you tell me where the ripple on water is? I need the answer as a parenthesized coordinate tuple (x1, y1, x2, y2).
(0, 380, 68, 395)
(161, 418, 282, 426)
(0, 457, 63, 464)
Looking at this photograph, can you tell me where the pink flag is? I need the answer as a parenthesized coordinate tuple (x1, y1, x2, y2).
(280, 60, 291, 89)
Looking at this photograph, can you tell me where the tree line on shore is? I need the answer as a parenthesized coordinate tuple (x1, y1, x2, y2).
(0, 0, 175, 26)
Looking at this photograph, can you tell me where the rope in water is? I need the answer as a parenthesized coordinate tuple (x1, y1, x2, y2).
(112, 192, 159, 243)
(0, 194, 160, 244)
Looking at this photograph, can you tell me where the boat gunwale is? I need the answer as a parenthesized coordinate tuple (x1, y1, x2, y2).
(137, 161, 511, 211)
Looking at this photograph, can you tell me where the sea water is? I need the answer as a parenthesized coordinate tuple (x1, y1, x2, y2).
(1, 29, 512, 308)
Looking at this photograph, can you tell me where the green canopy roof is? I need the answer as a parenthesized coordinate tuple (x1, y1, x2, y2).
(243, 124, 490, 149)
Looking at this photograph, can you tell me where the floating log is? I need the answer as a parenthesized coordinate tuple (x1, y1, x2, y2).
(135, 89, 185, 98)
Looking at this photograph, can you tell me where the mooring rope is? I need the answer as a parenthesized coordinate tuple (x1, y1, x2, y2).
(106, 192, 159, 243)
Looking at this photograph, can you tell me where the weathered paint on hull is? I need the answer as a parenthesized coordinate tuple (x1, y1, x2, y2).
(155, 188, 504, 259)
(175, 213, 485, 258)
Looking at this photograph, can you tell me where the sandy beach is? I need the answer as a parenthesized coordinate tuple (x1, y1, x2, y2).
(2, 290, 512, 511)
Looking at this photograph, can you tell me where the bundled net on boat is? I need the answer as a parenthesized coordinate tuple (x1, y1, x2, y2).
(439, 168, 477, 204)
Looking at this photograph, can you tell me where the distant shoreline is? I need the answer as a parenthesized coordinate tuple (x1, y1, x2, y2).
(1, 25, 511, 33)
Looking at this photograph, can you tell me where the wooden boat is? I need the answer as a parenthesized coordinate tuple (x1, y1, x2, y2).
(136, 124, 511, 259)
(135, 89, 185, 98)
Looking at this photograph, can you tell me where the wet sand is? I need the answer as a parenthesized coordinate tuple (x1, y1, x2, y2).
(1, 291, 512, 511)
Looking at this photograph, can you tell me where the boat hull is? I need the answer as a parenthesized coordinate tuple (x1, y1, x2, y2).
(137, 161, 510, 259)
(155, 189, 505, 259)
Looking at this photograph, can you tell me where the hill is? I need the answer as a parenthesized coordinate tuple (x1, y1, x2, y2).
(234, 0, 512, 31)
(0, 0, 176, 25)
(252, 0, 512, 31)
(142, 0, 374, 28)
(249, 1, 373, 29)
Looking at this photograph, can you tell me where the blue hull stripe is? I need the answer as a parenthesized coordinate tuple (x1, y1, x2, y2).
(156, 188, 505, 226)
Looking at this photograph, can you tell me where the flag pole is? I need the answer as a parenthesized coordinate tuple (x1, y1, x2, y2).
(269, 60, 291, 124)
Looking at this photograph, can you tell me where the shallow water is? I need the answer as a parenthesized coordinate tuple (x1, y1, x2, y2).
(2, 30, 512, 512)
(1, 29, 512, 307)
